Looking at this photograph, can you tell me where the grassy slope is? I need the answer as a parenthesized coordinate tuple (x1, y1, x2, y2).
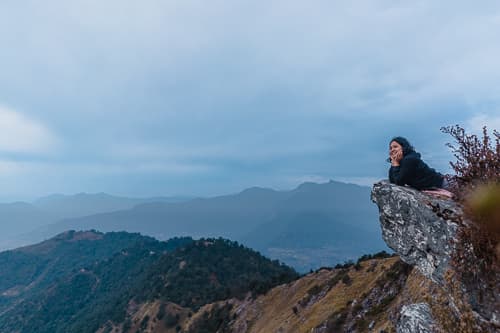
(238, 257, 402, 333)
(112, 257, 406, 333)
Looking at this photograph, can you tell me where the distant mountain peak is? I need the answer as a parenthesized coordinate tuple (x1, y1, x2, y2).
(295, 180, 338, 191)
(293, 180, 368, 192)
(295, 181, 320, 190)
(36, 192, 119, 202)
(75, 192, 108, 197)
(53, 230, 103, 242)
(239, 186, 276, 195)
(16, 230, 104, 255)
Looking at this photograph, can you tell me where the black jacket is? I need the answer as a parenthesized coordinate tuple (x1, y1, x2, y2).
(389, 151, 444, 190)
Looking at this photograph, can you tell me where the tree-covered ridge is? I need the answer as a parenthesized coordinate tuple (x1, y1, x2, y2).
(0, 231, 193, 332)
(136, 238, 299, 308)
(0, 234, 298, 333)
(0, 230, 164, 295)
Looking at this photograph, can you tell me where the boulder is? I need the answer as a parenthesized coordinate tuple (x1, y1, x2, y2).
(397, 303, 435, 333)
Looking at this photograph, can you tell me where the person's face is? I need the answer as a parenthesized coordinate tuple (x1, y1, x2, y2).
(389, 141, 403, 157)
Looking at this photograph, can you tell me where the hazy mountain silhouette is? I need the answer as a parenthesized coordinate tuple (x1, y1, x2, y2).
(0, 202, 58, 250)
(0, 193, 192, 251)
(33, 192, 192, 219)
(250, 181, 377, 244)
(33, 187, 288, 241)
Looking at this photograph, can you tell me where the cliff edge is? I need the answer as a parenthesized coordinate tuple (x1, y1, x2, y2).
(371, 181, 460, 285)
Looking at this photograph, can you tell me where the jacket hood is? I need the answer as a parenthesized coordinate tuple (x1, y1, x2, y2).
(405, 151, 421, 159)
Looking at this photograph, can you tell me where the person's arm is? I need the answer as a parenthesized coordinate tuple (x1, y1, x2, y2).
(389, 157, 418, 185)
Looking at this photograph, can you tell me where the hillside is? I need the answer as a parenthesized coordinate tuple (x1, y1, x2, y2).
(183, 256, 415, 333)
(92, 255, 432, 333)
(0, 231, 190, 313)
(1, 240, 474, 333)
(0, 232, 297, 333)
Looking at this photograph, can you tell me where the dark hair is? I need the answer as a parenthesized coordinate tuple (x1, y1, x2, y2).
(387, 136, 415, 163)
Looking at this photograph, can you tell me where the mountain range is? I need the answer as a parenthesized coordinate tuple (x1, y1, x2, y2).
(1, 181, 387, 271)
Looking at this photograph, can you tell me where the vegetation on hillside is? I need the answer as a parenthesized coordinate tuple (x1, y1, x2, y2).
(0, 233, 193, 333)
(0, 231, 162, 304)
(0, 235, 297, 333)
(136, 238, 298, 308)
(441, 125, 499, 199)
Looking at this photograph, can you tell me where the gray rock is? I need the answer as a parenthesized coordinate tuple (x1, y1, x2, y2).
(397, 303, 435, 333)
(371, 181, 460, 285)
(372, 181, 500, 331)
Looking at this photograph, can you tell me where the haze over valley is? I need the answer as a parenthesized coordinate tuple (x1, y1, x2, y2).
(0, 180, 386, 272)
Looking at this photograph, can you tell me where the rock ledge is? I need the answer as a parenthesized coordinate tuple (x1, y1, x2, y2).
(371, 181, 460, 285)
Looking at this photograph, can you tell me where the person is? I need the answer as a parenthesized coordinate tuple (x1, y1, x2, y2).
(388, 137, 447, 191)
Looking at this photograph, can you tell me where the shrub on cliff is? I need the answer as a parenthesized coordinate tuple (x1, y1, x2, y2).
(441, 124, 499, 199)
(441, 124, 499, 326)
(441, 124, 499, 247)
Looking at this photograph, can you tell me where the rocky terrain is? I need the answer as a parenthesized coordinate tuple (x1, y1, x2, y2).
(375, 181, 499, 332)
(110, 181, 498, 332)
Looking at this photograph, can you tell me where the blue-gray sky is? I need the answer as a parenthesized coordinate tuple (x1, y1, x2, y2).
(1, 1, 499, 201)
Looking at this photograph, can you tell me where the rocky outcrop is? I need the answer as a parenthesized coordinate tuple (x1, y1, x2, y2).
(372, 180, 499, 332)
(371, 181, 460, 285)
(397, 303, 435, 333)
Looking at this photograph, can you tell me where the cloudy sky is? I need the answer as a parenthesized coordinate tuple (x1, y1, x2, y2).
(0, 1, 499, 201)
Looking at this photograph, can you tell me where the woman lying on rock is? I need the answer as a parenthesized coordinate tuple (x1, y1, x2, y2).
(388, 137, 453, 198)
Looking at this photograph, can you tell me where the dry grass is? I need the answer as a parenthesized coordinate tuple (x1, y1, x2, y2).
(225, 257, 402, 333)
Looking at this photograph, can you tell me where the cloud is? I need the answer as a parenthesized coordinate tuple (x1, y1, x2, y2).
(76, 161, 214, 175)
(466, 114, 500, 134)
(0, 160, 24, 174)
(0, 1, 499, 199)
(0, 106, 58, 154)
(107, 133, 331, 163)
(333, 176, 382, 187)
(288, 174, 332, 185)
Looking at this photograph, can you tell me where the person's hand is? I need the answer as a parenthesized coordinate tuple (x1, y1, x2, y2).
(390, 150, 403, 166)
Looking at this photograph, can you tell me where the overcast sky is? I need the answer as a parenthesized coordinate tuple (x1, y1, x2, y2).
(0, 1, 499, 201)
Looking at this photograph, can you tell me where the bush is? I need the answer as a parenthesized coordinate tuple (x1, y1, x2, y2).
(334, 260, 354, 269)
(164, 312, 179, 328)
(140, 315, 150, 330)
(440, 125, 499, 200)
(156, 303, 166, 320)
(307, 284, 323, 297)
(341, 273, 352, 286)
(325, 310, 348, 331)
